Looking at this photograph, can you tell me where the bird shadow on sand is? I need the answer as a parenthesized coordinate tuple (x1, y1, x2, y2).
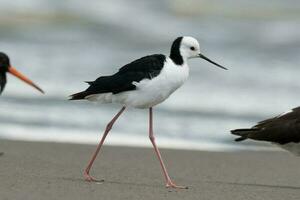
(211, 180, 300, 190)
(58, 176, 165, 189)
(0, 152, 4, 156)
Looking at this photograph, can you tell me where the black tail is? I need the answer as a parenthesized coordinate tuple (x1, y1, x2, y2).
(69, 91, 89, 100)
(231, 128, 259, 142)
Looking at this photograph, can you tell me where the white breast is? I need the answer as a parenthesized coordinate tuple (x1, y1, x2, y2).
(113, 57, 189, 108)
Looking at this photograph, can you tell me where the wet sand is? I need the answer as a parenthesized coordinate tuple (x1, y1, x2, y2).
(0, 139, 300, 200)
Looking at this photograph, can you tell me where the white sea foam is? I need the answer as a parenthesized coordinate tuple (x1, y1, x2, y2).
(0, 123, 276, 152)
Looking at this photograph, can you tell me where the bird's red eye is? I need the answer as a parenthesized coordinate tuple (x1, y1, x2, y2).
(190, 47, 195, 51)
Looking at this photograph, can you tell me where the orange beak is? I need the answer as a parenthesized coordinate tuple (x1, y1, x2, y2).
(8, 66, 44, 94)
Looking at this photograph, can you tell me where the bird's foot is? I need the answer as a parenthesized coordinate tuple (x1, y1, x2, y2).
(166, 181, 188, 189)
(83, 171, 104, 183)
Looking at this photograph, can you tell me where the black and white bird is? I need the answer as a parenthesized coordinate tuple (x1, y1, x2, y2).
(0, 52, 44, 95)
(232, 107, 300, 155)
(70, 36, 227, 189)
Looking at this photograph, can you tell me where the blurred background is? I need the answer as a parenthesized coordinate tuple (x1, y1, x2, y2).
(0, 0, 300, 152)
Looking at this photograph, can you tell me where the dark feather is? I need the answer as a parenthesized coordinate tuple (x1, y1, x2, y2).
(0, 73, 7, 95)
(70, 54, 166, 100)
(231, 107, 300, 144)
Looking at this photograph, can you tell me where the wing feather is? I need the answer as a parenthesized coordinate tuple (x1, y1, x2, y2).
(232, 107, 300, 144)
(70, 54, 166, 100)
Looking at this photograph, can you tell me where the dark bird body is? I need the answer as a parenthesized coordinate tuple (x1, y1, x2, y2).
(232, 107, 300, 155)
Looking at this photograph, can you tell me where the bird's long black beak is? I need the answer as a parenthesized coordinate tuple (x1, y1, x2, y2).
(199, 54, 228, 70)
(8, 66, 45, 94)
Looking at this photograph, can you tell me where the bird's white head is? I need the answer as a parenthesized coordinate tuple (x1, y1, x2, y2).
(180, 36, 201, 59)
(170, 36, 227, 70)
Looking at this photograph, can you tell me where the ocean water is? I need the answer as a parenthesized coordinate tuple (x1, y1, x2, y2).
(0, 0, 300, 151)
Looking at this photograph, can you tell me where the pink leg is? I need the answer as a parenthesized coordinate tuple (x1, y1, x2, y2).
(148, 107, 188, 189)
(84, 106, 126, 182)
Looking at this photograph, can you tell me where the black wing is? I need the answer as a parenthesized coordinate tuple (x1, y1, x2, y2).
(70, 54, 166, 100)
(0, 73, 7, 95)
(231, 107, 300, 144)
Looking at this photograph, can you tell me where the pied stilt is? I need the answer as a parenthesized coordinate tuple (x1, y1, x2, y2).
(70, 36, 227, 189)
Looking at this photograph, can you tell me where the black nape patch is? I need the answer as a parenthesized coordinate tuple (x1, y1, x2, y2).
(170, 37, 184, 65)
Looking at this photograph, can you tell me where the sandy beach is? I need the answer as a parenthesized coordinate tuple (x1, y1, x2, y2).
(1, 140, 300, 200)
